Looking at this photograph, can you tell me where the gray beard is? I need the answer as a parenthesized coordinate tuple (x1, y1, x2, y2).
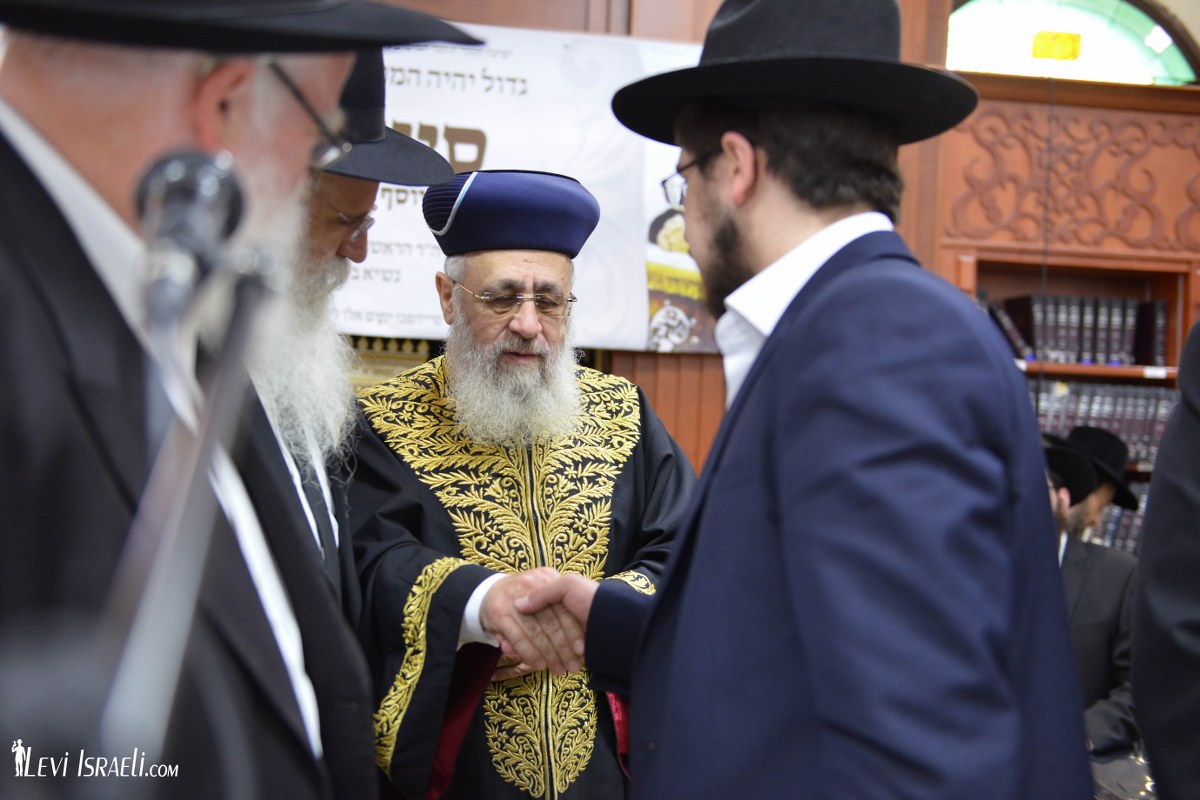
(442, 299, 581, 446)
(251, 251, 356, 474)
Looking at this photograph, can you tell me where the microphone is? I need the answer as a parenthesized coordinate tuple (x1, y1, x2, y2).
(137, 149, 244, 327)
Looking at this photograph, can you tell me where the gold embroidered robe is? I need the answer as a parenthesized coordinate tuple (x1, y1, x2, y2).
(350, 357, 694, 800)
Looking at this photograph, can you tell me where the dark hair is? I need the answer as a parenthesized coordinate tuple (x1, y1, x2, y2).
(675, 102, 904, 222)
(1047, 469, 1065, 491)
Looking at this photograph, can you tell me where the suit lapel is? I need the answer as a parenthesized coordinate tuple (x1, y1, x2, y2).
(197, 397, 329, 757)
(330, 469, 364, 627)
(678, 231, 919, 540)
(237, 396, 334, 597)
(1060, 536, 1089, 622)
(0, 132, 149, 505)
(236, 395, 375, 792)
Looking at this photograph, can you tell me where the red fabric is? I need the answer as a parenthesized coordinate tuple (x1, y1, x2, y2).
(607, 692, 631, 778)
(426, 643, 501, 800)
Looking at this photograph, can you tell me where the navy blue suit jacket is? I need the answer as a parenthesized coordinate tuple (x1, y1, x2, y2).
(587, 231, 1093, 799)
(1133, 323, 1200, 800)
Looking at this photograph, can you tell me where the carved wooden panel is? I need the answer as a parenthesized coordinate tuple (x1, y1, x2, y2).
(940, 100, 1200, 254)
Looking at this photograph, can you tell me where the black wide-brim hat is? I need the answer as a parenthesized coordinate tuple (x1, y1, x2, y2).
(1043, 440, 1099, 508)
(612, 0, 978, 146)
(0, 0, 480, 53)
(324, 50, 453, 186)
(1064, 426, 1139, 510)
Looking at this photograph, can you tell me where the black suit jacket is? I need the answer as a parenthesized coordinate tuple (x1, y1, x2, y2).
(0, 129, 374, 798)
(1061, 536, 1138, 754)
(1134, 324, 1200, 800)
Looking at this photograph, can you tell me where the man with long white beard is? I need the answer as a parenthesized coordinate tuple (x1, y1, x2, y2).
(347, 170, 696, 800)
(0, 3, 476, 797)
(255, 48, 454, 623)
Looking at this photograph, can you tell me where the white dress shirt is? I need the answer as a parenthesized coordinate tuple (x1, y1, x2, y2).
(0, 98, 325, 756)
(715, 212, 894, 408)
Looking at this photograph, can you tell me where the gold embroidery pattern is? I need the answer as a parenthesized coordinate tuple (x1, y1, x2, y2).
(609, 570, 657, 595)
(483, 671, 597, 797)
(361, 358, 643, 799)
(373, 556, 466, 775)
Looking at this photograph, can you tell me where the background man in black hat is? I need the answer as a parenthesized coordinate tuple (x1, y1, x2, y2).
(1133, 326, 1200, 800)
(267, 48, 455, 627)
(1053, 426, 1141, 541)
(517, 0, 1092, 797)
(0, 3, 474, 798)
(347, 170, 694, 800)
(1046, 440, 1140, 757)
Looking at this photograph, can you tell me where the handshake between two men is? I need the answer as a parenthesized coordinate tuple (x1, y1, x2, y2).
(479, 569, 603, 681)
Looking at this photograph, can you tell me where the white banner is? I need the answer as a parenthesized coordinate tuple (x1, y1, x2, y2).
(330, 23, 716, 352)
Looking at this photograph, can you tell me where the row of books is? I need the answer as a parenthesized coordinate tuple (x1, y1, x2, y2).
(987, 295, 1167, 366)
(1090, 481, 1151, 556)
(1032, 380, 1179, 467)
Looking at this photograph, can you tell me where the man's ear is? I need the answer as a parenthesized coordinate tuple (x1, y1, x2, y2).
(189, 58, 257, 153)
(435, 270, 456, 324)
(721, 130, 759, 206)
(1055, 486, 1071, 514)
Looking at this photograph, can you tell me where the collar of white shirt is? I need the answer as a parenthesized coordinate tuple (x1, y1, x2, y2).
(714, 211, 893, 407)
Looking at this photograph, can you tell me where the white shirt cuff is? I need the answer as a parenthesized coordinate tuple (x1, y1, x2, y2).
(459, 572, 505, 649)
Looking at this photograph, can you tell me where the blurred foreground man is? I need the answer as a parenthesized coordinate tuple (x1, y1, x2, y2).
(518, 0, 1093, 797)
(0, 2, 473, 797)
(348, 170, 694, 799)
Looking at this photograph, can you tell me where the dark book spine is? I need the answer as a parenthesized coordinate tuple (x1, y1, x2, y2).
(987, 301, 1035, 360)
(1095, 298, 1110, 366)
(1079, 297, 1096, 365)
(1067, 295, 1082, 364)
(1122, 298, 1138, 365)
(1004, 295, 1042, 361)
(1134, 300, 1168, 367)
(1107, 299, 1124, 366)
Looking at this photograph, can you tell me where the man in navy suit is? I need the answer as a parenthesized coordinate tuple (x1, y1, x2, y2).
(515, 0, 1093, 797)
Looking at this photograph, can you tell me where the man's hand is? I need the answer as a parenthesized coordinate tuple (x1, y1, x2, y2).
(490, 654, 535, 683)
(479, 568, 583, 675)
(515, 574, 600, 638)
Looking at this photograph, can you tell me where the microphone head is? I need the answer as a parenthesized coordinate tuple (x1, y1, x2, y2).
(135, 149, 244, 263)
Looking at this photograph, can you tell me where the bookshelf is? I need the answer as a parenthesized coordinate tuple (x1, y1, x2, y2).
(927, 74, 1200, 553)
(949, 247, 1194, 372)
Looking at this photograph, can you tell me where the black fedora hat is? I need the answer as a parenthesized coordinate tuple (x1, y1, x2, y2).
(612, 0, 977, 146)
(324, 50, 453, 186)
(1043, 440, 1099, 508)
(0, 0, 480, 53)
(1065, 426, 1139, 510)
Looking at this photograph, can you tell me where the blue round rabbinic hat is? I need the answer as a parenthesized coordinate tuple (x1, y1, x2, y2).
(422, 171, 601, 258)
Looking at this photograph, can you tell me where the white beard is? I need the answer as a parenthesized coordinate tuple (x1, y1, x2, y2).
(250, 249, 356, 474)
(443, 296, 580, 446)
(210, 126, 355, 473)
